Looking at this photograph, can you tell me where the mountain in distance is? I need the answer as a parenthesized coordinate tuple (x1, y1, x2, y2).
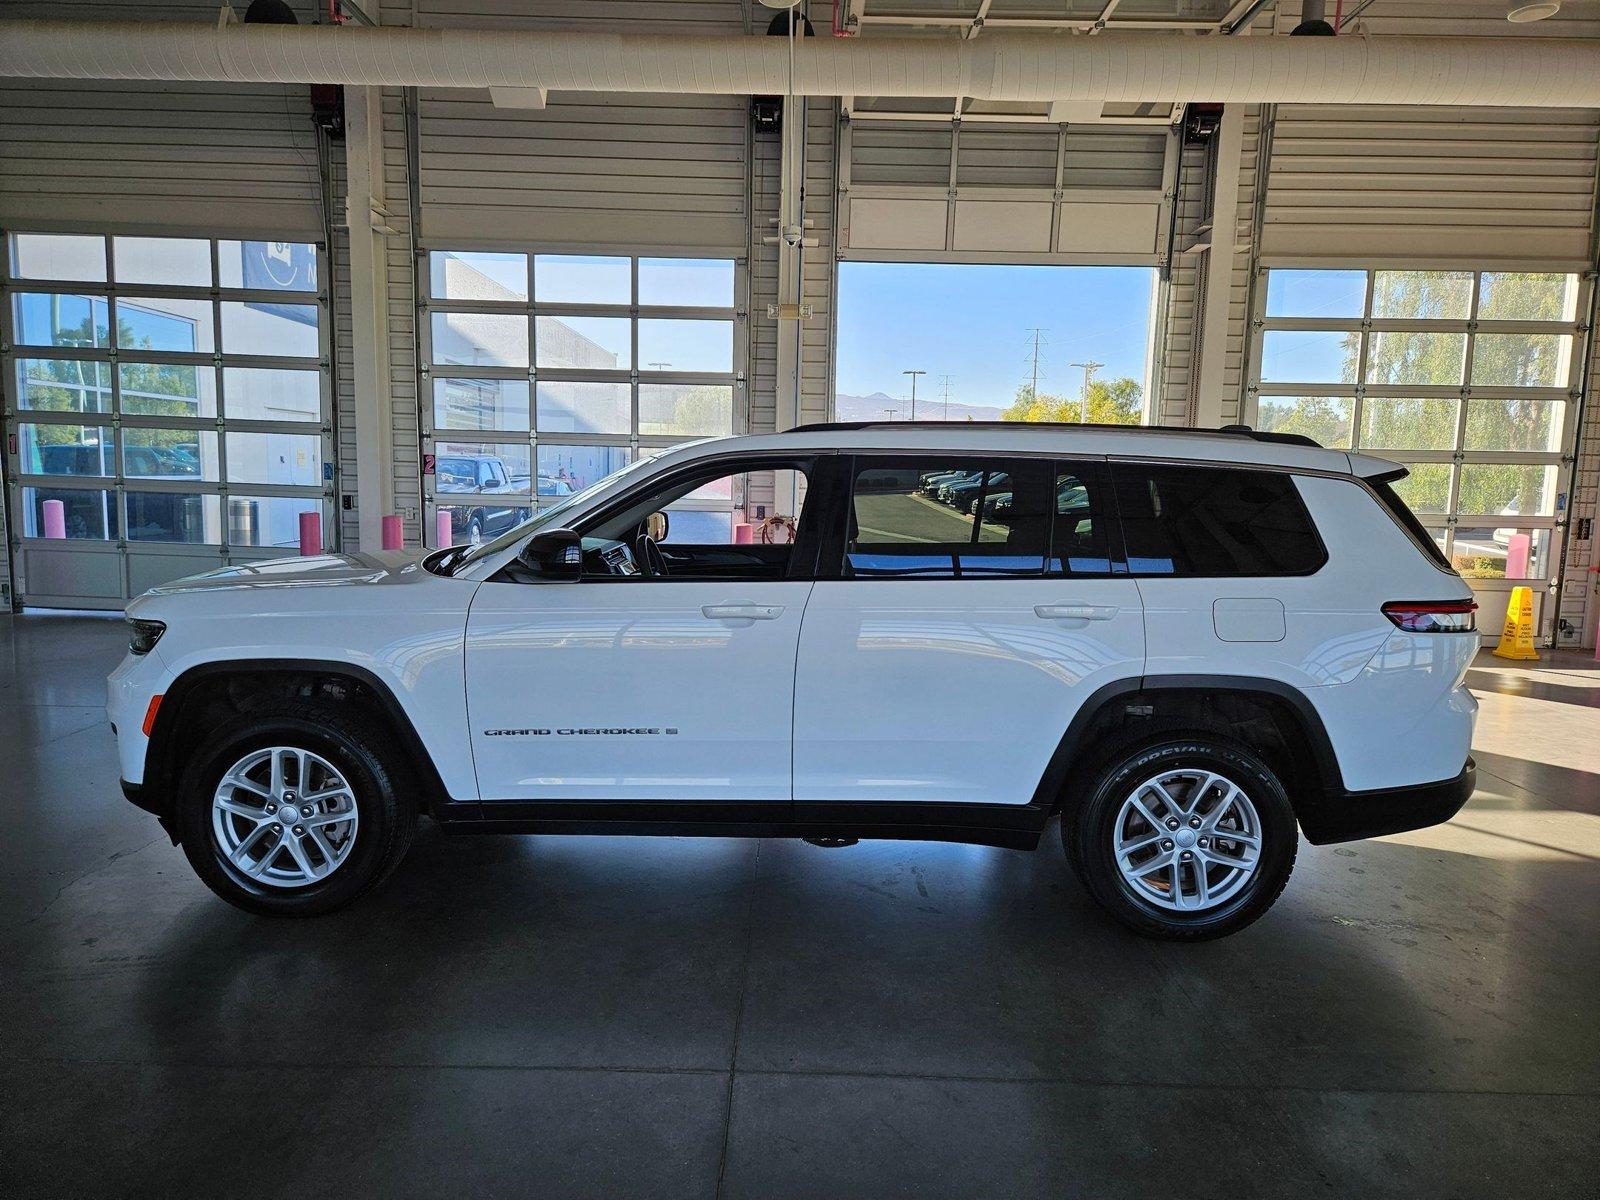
(834, 391, 1005, 423)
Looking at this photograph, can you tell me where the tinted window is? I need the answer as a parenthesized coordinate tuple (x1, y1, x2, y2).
(1050, 463, 1114, 577)
(1113, 464, 1324, 577)
(846, 458, 1051, 578)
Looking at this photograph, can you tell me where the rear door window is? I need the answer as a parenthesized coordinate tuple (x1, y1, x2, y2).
(1051, 462, 1115, 577)
(1111, 463, 1325, 577)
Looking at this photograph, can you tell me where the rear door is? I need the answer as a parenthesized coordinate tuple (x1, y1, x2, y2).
(792, 454, 1144, 806)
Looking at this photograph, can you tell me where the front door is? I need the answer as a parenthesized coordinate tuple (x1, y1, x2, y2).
(465, 455, 817, 803)
(793, 455, 1144, 806)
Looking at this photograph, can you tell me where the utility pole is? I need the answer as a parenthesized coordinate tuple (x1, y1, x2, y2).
(1069, 360, 1103, 423)
(902, 369, 926, 420)
(939, 374, 952, 421)
(1025, 328, 1047, 400)
(882, 407, 898, 420)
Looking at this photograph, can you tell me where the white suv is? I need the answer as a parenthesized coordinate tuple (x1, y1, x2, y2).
(108, 423, 1479, 939)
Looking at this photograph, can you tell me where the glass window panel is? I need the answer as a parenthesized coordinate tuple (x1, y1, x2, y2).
(17, 358, 111, 413)
(1363, 331, 1466, 386)
(226, 496, 317, 549)
(1359, 397, 1458, 452)
(14, 293, 111, 348)
(116, 297, 214, 353)
(1258, 330, 1358, 384)
(127, 491, 221, 544)
(1450, 527, 1552, 582)
(637, 319, 733, 373)
(124, 428, 217, 481)
(12, 233, 106, 282)
(433, 377, 531, 433)
(1457, 464, 1559, 518)
(639, 383, 734, 438)
(1372, 271, 1473, 320)
(224, 367, 321, 422)
(536, 316, 630, 369)
(113, 237, 212, 287)
(1255, 395, 1352, 449)
(1471, 333, 1572, 388)
(221, 301, 318, 357)
(661, 509, 735, 544)
(534, 381, 629, 436)
(431, 312, 529, 369)
(434, 442, 532, 496)
(1477, 273, 1579, 322)
(534, 255, 630, 304)
(1464, 398, 1564, 454)
(225, 431, 322, 487)
(23, 486, 114, 539)
(536, 444, 631, 497)
(428, 251, 527, 301)
(1389, 464, 1452, 516)
(18, 424, 112, 476)
(219, 241, 318, 292)
(1264, 269, 1366, 318)
(120, 362, 217, 418)
(639, 258, 735, 308)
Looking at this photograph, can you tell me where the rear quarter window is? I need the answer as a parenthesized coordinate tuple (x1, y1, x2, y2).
(1112, 463, 1326, 577)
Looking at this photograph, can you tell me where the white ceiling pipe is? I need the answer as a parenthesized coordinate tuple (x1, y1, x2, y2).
(0, 20, 1596, 107)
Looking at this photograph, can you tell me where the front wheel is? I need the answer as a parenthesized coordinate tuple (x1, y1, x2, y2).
(175, 706, 417, 916)
(1064, 736, 1297, 940)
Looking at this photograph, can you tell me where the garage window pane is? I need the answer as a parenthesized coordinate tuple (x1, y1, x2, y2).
(435, 442, 531, 496)
(1255, 395, 1352, 449)
(640, 384, 734, 437)
(114, 237, 211, 287)
(224, 367, 320, 422)
(1451, 527, 1551, 581)
(117, 297, 213, 354)
(1471, 333, 1572, 388)
(19, 424, 112, 476)
(1363, 332, 1465, 386)
(1389, 464, 1451, 516)
(127, 491, 221, 543)
(1457, 464, 1558, 518)
(1372, 271, 1472, 320)
(23, 486, 114, 539)
(1464, 398, 1563, 454)
(225, 431, 322, 487)
(14, 293, 110, 348)
(12, 233, 106, 282)
(1477, 273, 1579, 322)
(535, 381, 630, 436)
(222, 302, 318, 357)
(17, 358, 111, 412)
(434, 377, 531, 432)
(1359, 397, 1458, 452)
(537, 316, 630, 370)
(432, 312, 529, 369)
(228, 496, 323, 549)
(124, 428, 216, 481)
(1259, 330, 1357, 384)
(638, 319, 733, 373)
(219, 241, 319, 292)
(1264, 269, 1366, 318)
(639, 258, 735, 308)
(120, 362, 217, 418)
(537, 444, 631, 496)
(535, 255, 630, 305)
(430, 251, 527, 302)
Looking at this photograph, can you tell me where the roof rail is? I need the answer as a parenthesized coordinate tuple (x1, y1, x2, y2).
(786, 420, 1322, 448)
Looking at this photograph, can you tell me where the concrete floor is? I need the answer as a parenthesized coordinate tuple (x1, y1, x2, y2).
(1, 613, 1596, 1199)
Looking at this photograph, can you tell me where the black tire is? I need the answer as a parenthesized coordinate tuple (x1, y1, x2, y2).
(1063, 735, 1297, 941)
(175, 704, 417, 917)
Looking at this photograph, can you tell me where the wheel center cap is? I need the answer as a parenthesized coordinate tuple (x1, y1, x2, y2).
(1175, 828, 1197, 849)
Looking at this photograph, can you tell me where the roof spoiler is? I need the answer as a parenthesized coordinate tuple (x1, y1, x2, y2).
(1348, 453, 1409, 482)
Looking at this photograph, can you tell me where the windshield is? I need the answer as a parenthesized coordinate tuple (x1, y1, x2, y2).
(438, 453, 661, 574)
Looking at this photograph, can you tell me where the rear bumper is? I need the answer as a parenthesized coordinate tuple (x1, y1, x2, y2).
(1297, 757, 1475, 846)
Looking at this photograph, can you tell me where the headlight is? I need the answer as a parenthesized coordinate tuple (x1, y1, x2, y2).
(127, 618, 167, 656)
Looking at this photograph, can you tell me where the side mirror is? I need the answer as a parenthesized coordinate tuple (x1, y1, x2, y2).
(645, 510, 670, 541)
(517, 527, 582, 581)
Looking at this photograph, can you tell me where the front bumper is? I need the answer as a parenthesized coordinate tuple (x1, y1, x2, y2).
(122, 779, 180, 843)
(1297, 757, 1476, 846)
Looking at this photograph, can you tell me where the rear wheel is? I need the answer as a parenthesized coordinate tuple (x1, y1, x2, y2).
(1064, 736, 1296, 940)
(176, 706, 416, 916)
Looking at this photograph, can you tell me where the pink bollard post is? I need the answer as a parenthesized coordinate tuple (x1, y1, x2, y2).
(733, 522, 754, 545)
(436, 508, 453, 549)
(41, 499, 67, 540)
(381, 515, 404, 550)
(1505, 532, 1531, 580)
(298, 511, 323, 557)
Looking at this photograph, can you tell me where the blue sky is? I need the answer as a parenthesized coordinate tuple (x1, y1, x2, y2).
(836, 263, 1158, 409)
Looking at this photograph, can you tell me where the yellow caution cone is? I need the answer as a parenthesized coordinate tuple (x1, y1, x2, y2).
(1492, 585, 1540, 662)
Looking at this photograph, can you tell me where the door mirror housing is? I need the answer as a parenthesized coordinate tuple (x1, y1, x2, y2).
(517, 527, 582, 581)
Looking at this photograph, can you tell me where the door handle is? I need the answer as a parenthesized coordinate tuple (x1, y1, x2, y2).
(701, 604, 785, 621)
(1035, 603, 1118, 621)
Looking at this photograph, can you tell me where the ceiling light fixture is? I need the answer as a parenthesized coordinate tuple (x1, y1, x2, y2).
(1506, 2, 1561, 22)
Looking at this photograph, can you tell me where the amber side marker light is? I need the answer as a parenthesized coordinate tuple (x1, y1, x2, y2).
(142, 695, 164, 737)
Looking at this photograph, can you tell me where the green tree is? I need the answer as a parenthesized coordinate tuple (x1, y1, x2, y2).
(1002, 376, 1143, 425)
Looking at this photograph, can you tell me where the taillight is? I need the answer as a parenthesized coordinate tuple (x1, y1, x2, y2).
(1382, 600, 1477, 633)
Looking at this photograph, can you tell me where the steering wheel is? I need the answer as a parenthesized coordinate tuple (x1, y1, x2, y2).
(635, 532, 670, 578)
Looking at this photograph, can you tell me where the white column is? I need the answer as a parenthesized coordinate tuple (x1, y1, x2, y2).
(1194, 104, 1246, 429)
